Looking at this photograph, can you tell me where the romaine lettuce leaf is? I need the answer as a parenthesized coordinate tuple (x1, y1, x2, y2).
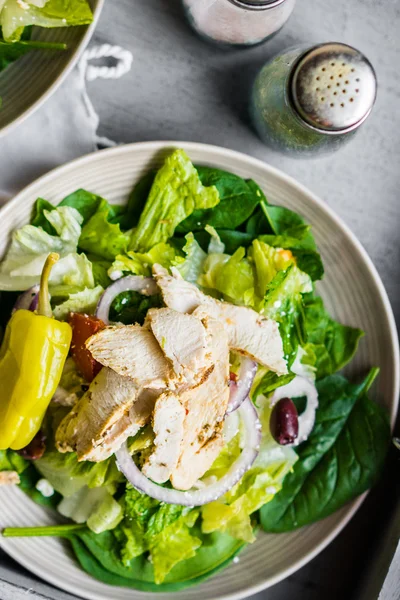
(1, 0, 93, 42)
(108, 242, 180, 280)
(58, 485, 123, 533)
(130, 149, 220, 252)
(177, 167, 260, 233)
(173, 233, 206, 283)
(201, 401, 297, 543)
(53, 285, 103, 319)
(198, 247, 254, 305)
(35, 450, 121, 497)
(0, 206, 96, 292)
(79, 200, 129, 261)
(150, 511, 201, 584)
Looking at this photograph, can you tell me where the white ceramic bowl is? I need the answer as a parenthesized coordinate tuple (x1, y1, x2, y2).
(0, 0, 104, 137)
(0, 142, 398, 600)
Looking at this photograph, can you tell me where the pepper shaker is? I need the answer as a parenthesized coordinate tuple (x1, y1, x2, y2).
(250, 43, 377, 156)
(181, 0, 296, 48)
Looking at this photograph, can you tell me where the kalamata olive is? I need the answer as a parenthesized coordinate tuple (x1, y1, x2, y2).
(270, 397, 299, 445)
(17, 430, 46, 460)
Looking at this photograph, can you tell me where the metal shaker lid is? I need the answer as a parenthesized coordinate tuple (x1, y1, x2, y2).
(291, 43, 377, 133)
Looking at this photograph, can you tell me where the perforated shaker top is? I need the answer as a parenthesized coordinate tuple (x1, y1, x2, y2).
(291, 43, 377, 133)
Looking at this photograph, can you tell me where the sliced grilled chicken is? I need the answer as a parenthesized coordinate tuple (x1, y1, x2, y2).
(96, 388, 160, 460)
(145, 307, 210, 384)
(142, 392, 185, 484)
(170, 317, 230, 490)
(193, 304, 287, 376)
(56, 367, 138, 461)
(153, 264, 205, 313)
(86, 325, 172, 389)
(171, 432, 224, 491)
(153, 264, 287, 375)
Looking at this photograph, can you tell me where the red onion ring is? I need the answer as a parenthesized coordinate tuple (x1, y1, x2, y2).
(269, 375, 318, 445)
(12, 285, 40, 313)
(96, 276, 159, 325)
(227, 357, 257, 413)
(115, 397, 261, 506)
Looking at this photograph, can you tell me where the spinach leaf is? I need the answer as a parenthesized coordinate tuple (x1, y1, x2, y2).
(304, 294, 364, 378)
(177, 167, 261, 233)
(31, 198, 58, 234)
(72, 527, 244, 591)
(125, 171, 156, 228)
(248, 199, 324, 281)
(192, 229, 253, 255)
(109, 291, 162, 325)
(260, 369, 390, 532)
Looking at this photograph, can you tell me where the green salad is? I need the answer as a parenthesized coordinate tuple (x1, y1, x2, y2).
(0, 0, 93, 104)
(0, 149, 390, 591)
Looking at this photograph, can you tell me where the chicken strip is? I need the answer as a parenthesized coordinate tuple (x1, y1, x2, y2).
(145, 307, 210, 384)
(56, 368, 138, 462)
(171, 433, 224, 491)
(170, 317, 230, 490)
(142, 392, 185, 484)
(153, 264, 287, 375)
(86, 325, 172, 389)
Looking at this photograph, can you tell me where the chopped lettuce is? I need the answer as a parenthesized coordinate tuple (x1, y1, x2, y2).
(52, 285, 104, 320)
(79, 200, 129, 261)
(58, 486, 123, 534)
(35, 450, 121, 498)
(150, 511, 201, 584)
(0, 206, 96, 294)
(130, 149, 220, 252)
(108, 242, 180, 280)
(173, 233, 206, 283)
(1, 0, 93, 42)
(199, 247, 254, 305)
(114, 486, 200, 583)
(201, 403, 297, 543)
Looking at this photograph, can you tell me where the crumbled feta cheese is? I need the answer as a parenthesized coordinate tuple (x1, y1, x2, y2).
(36, 479, 54, 497)
(0, 471, 20, 486)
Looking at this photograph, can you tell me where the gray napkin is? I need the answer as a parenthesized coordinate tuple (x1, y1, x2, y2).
(0, 43, 132, 205)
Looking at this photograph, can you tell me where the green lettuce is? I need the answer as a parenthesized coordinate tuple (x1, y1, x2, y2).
(58, 486, 123, 534)
(173, 233, 207, 283)
(130, 149, 220, 252)
(303, 294, 364, 378)
(53, 285, 104, 320)
(35, 450, 121, 498)
(114, 486, 201, 583)
(201, 402, 297, 543)
(1, 0, 93, 42)
(0, 206, 97, 293)
(198, 247, 254, 305)
(79, 200, 129, 261)
(108, 242, 180, 280)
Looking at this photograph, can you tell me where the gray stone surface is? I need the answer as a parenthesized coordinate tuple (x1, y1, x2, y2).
(1, 0, 400, 599)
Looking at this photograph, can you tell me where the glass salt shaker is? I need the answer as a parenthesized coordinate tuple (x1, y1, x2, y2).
(250, 43, 377, 156)
(181, 0, 296, 48)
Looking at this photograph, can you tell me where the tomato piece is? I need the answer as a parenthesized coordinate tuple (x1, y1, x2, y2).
(68, 313, 105, 382)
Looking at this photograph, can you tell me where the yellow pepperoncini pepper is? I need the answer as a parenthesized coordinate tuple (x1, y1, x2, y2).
(0, 253, 72, 450)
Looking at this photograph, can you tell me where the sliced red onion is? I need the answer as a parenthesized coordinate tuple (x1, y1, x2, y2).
(115, 397, 261, 506)
(227, 357, 257, 413)
(96, 276, 159, 325)
(12, 285, 40, 313)
(269, 375, 318, 445)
